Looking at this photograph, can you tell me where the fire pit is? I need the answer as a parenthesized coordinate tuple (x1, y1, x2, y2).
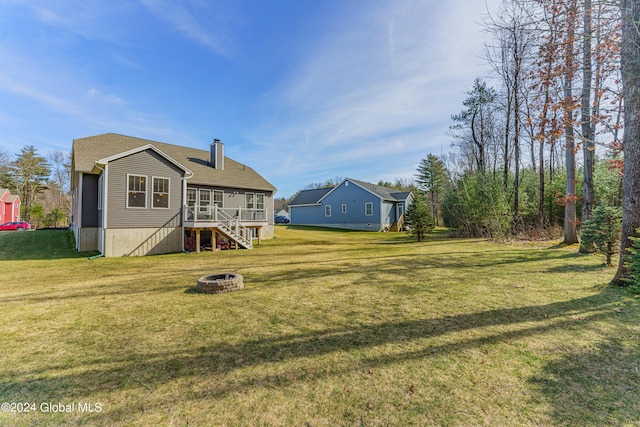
(196, 273, 244, 294)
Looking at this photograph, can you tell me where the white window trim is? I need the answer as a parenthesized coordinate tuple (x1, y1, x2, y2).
(246, 192, 256, 209)
(325, 205, 332, 217)
(256, 193, 265, 211)
(126, 174, 147, 209)
(186, 188, 197, 207)
(199, 189, 211, 213)
(365, 202, 373, 216)
(152, 176, 170, 209)
(342, 204, 347, 214)
(213, 190, 224, 208)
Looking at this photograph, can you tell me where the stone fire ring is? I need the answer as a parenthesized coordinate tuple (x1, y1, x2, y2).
(196, 273, 244, 294)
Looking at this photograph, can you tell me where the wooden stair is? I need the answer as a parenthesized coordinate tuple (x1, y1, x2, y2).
(214, 207, 253, 249)
(390, 214, 405, 232)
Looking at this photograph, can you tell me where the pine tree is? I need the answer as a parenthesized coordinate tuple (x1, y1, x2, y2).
(415, 154, 446, 226)
(0, 148, 14, 190)
(11, 146, 50, 223)
(405, 193, 434, 242)
(580, 205, 622, 265)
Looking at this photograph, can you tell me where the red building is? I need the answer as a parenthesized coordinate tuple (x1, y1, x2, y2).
(0, 188, 21, 223)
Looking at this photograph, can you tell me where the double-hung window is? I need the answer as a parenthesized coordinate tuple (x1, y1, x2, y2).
(365, 202, 373, 216)
(325, 205, 332, 217)
(199, 189, 211, 215)
(152, 177, 170, 209)
(246, 193, 255, 209)
(213, 190, 224, 208)
(127, 174, 147, 208)
(186, 188, 197, 207)
(256, 194, 265, 211)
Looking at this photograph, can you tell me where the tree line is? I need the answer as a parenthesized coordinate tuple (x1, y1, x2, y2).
(420, 0, 639, 286)
(286, 0, 638, 287)
(0, 145, 70, 228)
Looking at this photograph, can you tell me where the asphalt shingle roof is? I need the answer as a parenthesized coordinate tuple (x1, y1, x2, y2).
(72, 133, 276, 192)
(289, 179, 412, 206)
(289, 187, 333, 205)
(348, 179, 412, 202)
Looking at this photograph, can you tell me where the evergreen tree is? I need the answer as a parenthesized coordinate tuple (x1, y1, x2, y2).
(416, 154, 446, 226)
(580, 205, 622, 265)
(405, 193, 434, 242)
(12, 146, 50, 223)
(450, 78, 498, 174)
(0, 147, 14, 190)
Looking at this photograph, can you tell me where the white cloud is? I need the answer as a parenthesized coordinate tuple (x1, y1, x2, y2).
(138, 0, 237, 58)
(26, 1, 140, 44)
(247, 0, 500, 195)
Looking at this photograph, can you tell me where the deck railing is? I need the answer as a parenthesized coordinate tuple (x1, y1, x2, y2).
(184, 206, 266, 222)
(184, 205, 254, 248)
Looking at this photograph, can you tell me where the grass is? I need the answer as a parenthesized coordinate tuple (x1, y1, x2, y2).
(0, 227, 639, 426)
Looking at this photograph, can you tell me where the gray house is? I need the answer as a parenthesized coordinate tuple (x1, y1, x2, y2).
(289, 178, 413, 232)
(71, 133, 276, 257)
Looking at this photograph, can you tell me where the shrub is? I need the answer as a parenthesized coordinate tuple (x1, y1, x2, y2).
(441, 173, 511, 238)
(580, 205, 622, 265)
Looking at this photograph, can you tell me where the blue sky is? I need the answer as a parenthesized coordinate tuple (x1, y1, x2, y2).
(0, 0, 500, 198)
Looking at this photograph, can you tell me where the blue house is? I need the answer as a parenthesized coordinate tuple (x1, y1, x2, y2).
(289, 178, 413, 232)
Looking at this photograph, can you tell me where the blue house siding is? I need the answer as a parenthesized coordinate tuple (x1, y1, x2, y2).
(289, 179, 413, 231)
(290, 204, 325, 225)
(321, 181, 382, 230)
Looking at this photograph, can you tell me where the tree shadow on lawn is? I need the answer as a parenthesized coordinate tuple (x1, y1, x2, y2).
(251, 242, 583, 271)
(529, 338, 640, 426)
(2, 291, 635, 425)
(546, 263, 611, 274)
(241, 249, 590, 289)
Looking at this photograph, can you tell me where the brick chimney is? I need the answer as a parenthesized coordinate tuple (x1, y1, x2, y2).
(210, 139, 224, 170)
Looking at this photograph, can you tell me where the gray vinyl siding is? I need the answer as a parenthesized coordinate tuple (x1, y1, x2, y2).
(81, 173, 99, 227)
(106, 149, 184, 228)
(227, 187, 274, 224)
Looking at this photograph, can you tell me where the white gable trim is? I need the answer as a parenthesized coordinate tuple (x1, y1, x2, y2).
(96, 144, 193, 176)
(317, 178, 383, 203)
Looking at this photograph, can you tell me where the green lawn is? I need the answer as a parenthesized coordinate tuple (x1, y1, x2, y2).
(0, 227, 638, 426)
